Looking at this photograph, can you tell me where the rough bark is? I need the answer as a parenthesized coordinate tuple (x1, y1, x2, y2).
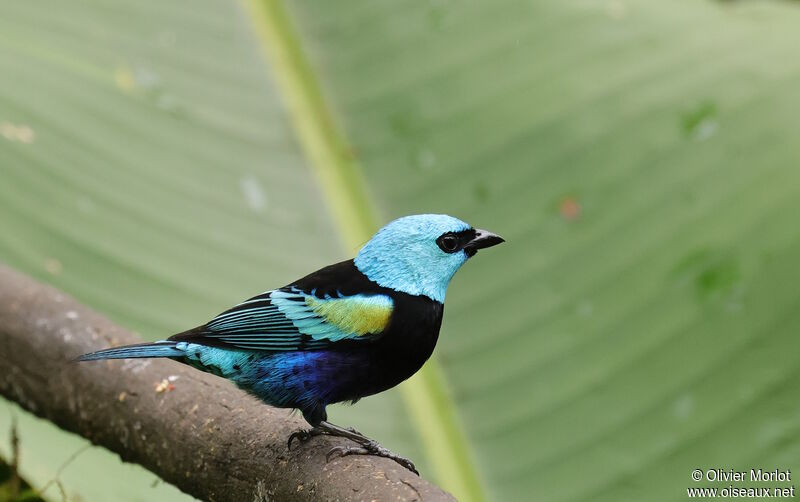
(0, 265, 455, 502)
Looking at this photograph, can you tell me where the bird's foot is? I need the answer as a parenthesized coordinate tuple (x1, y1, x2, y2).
(326, 440, 418, 475)
(288, 427, 327, 450)
(290, 420, 418, 474)
(288, 425, 366, 450)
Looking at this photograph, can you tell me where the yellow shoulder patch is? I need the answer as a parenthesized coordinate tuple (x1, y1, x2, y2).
(305, 295, 393, 336)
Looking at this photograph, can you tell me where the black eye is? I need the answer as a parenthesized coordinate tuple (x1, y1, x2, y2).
(437, 234, 459, 253)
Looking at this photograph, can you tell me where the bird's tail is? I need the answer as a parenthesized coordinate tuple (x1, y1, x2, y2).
(75, 341, 184, 361)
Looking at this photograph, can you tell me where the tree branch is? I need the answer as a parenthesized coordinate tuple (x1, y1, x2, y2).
(0, 265, 455, 501)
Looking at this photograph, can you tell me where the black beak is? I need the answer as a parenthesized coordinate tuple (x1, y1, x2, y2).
(464, 228, 504, 257)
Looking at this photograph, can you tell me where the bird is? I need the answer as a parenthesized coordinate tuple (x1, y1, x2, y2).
(77, 214, 504, 473)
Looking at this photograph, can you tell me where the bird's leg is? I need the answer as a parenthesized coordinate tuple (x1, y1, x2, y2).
(317, 421, 419, 475)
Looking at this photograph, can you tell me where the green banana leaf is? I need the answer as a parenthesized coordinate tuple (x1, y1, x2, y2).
(284, 0, 800, 500)
(3, 0, 800, 500)
(0, 0, 419, 500)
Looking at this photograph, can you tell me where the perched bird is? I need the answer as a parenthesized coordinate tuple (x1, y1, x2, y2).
(78, 214, 503, 472)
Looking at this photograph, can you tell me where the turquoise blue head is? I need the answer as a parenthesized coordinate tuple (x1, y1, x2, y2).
(354, 214, 504, 302)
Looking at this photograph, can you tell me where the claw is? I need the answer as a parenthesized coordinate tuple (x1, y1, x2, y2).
(394, 457, 419, 475)
(288, 429, 317, 450)
(363, 441, 419, 474)
(287, 430, 306, 450)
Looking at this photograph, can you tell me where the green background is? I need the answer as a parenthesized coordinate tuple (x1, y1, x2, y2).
(2, 0, 800, 500)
